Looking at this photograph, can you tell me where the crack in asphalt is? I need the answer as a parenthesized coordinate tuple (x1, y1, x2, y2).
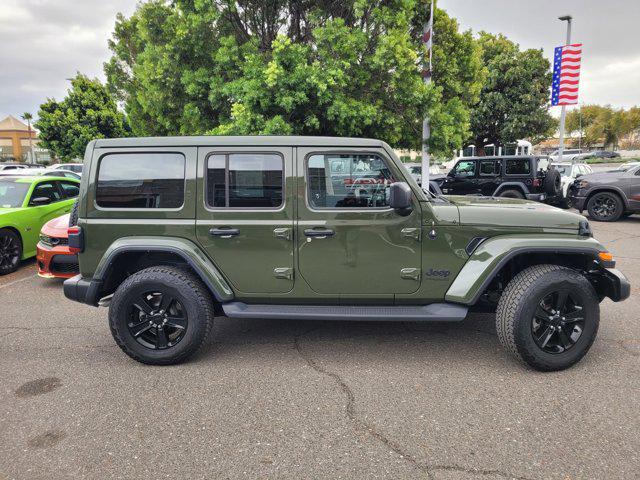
(293, 326, 533, 480)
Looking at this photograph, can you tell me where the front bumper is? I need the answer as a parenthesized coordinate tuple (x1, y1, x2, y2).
(599, 268, 631, 302)
(37, 242, 79, 279)
(63, 274, 102, 306)
(571, 194, 588, 211)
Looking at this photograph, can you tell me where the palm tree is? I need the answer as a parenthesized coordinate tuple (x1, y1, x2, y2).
(21, 112, 34, 163)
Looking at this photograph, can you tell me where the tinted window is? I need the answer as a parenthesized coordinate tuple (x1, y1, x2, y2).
(453, 160, 476, 177)
(505, 159, 531, 175)
(479, 160, 497, 175)
(60, 181, 79, 198)
(96, 153, 185, 209)
(307, 154, 395, 209)
(30, 182, 62, 204)
(206, 153, 283, 208)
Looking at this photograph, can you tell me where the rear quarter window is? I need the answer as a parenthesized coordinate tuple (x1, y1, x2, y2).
(96, 153, 185, 209)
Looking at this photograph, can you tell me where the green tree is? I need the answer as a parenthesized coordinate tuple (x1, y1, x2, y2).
(105, 1, 484, 157)
(566, 105, 638, 149)
(469, 33, 555, 153)
(35, 74, 129, 161)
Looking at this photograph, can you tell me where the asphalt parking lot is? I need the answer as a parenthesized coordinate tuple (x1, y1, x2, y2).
(1, 215, 639, 480)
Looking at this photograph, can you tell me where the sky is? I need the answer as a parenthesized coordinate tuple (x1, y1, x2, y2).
(1, 0, 639, 122)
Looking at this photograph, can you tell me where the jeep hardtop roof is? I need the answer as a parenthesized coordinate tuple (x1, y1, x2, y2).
(93, 135, 388, 149)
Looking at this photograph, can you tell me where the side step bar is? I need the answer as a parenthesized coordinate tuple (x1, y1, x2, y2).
(222, 302, 468, 322)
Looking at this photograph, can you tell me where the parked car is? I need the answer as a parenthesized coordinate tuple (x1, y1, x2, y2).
(0, 163, 29, 172)
(0, 176, 80, 275)
(434, 156, 562, 203)
(570, 163, 640, 221)
(549, 149, 583, 162)
(550, 162, 593, 208)
(62, 136, 629, 371)
(0, 167, 45, 176)
(41, 169, 81, 180)
(615, 161, 640, 172)
(584, 150, 621, 160)
(37, 214, 79, 279)
(46, 163, 84, 175)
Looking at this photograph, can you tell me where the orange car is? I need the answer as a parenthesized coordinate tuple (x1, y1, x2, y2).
(37, 214, 79, 279)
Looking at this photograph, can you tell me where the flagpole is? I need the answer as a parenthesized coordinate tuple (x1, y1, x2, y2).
(421, 0, 434, 190)
(557, 15, 572, 162)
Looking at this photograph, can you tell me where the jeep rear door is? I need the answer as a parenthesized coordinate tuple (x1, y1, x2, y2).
(295, 147, 422, 295)
(195, 147, 295, 294)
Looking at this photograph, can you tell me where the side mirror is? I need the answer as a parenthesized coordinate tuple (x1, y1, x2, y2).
(389, 182, 412, 216)
(31, 197, 51, 206)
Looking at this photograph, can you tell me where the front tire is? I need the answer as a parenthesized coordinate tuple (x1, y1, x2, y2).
(109, 266, 215, 365)
(496, 264, 599, 371)
(0, 228, 22, 275)
(587, 191, 623, 222)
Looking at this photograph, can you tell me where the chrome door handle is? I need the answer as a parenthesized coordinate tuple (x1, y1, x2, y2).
(304, 228, 335, 239)
(209, 228, 240, 238)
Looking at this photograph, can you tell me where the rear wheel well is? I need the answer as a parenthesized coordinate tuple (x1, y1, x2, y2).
(477, 252, 598, 309)
(99, 251, 223, 314)
(494, 185, 526, 197)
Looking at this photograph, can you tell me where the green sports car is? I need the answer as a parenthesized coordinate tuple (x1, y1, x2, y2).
(0, 176, 80, 275)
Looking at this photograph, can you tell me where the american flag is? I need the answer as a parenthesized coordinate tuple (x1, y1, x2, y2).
(551, 43, 582, 106)
(421, 0, 434, 80)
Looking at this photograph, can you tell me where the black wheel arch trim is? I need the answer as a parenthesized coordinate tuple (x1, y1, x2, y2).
(64, 245, 233, 306)
(466, 246, 625, 305)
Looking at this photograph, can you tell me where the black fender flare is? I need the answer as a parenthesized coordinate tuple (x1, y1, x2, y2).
(492, 182, 530, 197)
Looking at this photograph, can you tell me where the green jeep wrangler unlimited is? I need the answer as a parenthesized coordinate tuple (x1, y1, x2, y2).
(64, 136, 630, 371)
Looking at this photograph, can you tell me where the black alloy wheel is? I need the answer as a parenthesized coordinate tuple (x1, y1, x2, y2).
(0, 229, 21, 275)
(587, 192, 623, 221)
(127, 291, 188, 350)
(532, 290, 584, 354)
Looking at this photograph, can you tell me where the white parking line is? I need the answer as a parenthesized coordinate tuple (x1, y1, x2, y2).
(0, 274, 37, 290)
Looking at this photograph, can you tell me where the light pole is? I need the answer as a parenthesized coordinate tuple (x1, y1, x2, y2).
(557, 15, 572, 161)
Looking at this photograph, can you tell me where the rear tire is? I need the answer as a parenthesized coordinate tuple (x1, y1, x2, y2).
(586, 191, 623, 222)
(69, 200, 79, 226)
(496, 264, 599, 371)
(109, 266, 215, 365)
(0, 228, 22, 275)
(544, 169, 562, 196)
(498, 189, 525, 199)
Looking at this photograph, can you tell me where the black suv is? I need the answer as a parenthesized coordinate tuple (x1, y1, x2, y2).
(436, 156, 561, 202)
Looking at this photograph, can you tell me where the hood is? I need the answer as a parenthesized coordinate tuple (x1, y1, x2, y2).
(41, 214, 71, 237)
(0, 207, 20, 217)
(446, 196, 584, 230)
(578, 171, 627, 183)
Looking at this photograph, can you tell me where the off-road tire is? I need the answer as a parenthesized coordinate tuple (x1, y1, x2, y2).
(109, 266, 215, 365)
(586, 191, 624, 222)
(498, 189, 525, 199)
(496, 264, 599, 371)
(68, 200, 79, 226)
(0, 228, 22, 275)
(543, 169, 561, 196)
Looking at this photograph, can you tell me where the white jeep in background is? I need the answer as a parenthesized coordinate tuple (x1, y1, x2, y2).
(550, 162, 593, 208)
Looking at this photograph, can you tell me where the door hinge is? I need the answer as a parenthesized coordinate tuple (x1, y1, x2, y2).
(273, 227, 292, 241)
(401, 227, 421, 241)
(273, 267, 294, 280)
(400, 268, 421, 281)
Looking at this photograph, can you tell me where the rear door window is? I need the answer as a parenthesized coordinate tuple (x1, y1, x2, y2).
(60, 181, 80, 198)
(206, 153, 283, 209)
(505, 159, 531, 175)
(479, 160, 498, 175)
(96, 153, 185, 209)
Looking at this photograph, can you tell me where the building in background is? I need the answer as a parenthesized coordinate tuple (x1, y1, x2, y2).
(0, 115, 51, 163)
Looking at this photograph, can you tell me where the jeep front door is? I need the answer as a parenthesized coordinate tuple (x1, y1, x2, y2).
(442, 160, 478, 195)
(195, 147, 295, 294)
(296, 148, 422, 295)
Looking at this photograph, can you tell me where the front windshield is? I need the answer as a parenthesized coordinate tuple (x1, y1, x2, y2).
(0, 181, 30, 208)
(551, 164, 569, 175)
